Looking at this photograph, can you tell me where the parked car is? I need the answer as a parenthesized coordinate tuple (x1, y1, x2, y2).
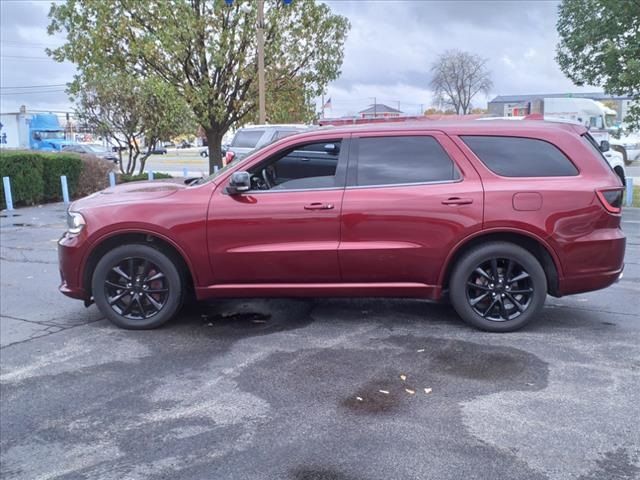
(200, 145, 228, 158)
(61, 143, 119, 163)
(611, 134, 640, 164)
(59, 120, 625, 332)
(224, 124, 309, 163)
(176, 140, 192, 149)
(150, 145, 167, 155)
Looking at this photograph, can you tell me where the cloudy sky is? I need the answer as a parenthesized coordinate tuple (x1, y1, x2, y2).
(0, 0, 600, 117)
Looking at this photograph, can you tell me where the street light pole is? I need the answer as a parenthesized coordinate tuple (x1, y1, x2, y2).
(257, 0, 266, 124)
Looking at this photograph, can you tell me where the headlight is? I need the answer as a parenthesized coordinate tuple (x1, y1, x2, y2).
(67, 211, 86, 234)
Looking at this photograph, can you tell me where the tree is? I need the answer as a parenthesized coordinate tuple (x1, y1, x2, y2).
(48, 0, 350, 172)
(429, 50, 492, 115)
(557, 0, 640, 130)
(249, 74, 316, 124)
(72, 72, 195, 175)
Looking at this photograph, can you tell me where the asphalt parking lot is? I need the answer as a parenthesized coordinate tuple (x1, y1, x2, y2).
(1, 204, 639, 480)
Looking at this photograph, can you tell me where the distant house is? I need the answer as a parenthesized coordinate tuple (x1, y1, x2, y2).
(358, 104, 403, 119)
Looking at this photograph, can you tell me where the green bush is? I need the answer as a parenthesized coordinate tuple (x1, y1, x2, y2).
(41, 153, 83, 201)
(0, 151, 45, 208)
(119, 172, 173, 183)
(0, 150, 83, 208)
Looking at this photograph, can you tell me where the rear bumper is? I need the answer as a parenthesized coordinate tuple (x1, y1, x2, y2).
(556, 226, 625, 296)
(557, 265, 624, 296)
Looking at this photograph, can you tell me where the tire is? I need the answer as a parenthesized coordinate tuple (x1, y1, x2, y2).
(92, 244, 184, 329)
(449, 242, 547, 332)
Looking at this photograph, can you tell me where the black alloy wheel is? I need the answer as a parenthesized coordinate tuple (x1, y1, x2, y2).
(92, 244, 184, 329)
(466, 257, 534, 322)
(449, 242, 547, 332)
(105, 257, 169, 320)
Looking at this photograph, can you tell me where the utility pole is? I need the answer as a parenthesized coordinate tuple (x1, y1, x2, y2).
(321, 94, 325, 119)
(257, 0, 266, 124)
(372, 97, 377, 118)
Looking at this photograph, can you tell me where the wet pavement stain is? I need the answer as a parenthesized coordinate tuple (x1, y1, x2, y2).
(290, 467, 362, 480)
(576, 448, 640, 480)
(386, 336, 543, 382)
(341, 379, 404, 415)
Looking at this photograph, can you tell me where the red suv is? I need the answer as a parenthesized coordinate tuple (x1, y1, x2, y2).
(58, 121, 625, 332)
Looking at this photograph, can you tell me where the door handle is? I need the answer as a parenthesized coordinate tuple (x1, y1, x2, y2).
(304, 202, 334, 210)
(442, 197, 473, 205)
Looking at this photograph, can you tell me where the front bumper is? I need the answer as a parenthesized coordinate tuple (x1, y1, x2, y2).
(58, 231, 89, 300)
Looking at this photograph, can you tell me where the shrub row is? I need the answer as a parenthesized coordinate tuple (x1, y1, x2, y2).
(119, 172, 173, 183)
(0, 151, 99, 209)
(0, 150, 174, 209)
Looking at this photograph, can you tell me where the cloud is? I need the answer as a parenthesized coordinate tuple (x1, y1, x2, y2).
(1, 0, 600, 118)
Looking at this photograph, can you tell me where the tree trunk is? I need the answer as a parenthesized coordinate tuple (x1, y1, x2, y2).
(205, 128, 224, 174)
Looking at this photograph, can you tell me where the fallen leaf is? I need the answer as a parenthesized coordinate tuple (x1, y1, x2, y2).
(405, 388, 415, 395)
(417, 349, 425, 353)
(400, 374, 407, 381)
(424, 388, 432, 394)
(356, 396, 363, 402)
(378, 390, 389, 395)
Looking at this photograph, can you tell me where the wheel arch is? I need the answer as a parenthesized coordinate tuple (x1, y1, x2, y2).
(82, 231, 196, 298)
(440, 230, 562, 297)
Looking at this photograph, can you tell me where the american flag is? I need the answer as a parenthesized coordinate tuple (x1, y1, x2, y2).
(323, 97, 332, 109)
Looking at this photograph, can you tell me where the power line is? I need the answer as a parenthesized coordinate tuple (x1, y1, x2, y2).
(1, 41, 61, 48)
(0, 90, 67, 96)
(1, 84, 68, 89)
(1, 55, 57, 61)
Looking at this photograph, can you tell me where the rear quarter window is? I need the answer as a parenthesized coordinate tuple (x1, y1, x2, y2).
(232, 130, 264, 148)
(461, 135, 578, 177)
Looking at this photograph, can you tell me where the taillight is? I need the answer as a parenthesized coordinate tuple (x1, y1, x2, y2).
(224, 151, 235, 166)
(596, 188, 623, 213)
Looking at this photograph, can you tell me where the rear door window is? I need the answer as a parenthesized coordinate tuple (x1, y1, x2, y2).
(461, 136, 578, 177)
(232, 130, 264, 148)
(355, 136, 458, 186)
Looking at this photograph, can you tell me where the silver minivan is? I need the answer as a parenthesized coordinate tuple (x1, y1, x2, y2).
(227, 124, 310, 162)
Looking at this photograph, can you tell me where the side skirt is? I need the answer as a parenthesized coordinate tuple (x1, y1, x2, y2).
(195, 282, 442, 301)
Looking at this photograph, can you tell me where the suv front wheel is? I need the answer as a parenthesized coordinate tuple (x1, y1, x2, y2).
(92, 244, 184, 329)
(449, 242, 547, 332)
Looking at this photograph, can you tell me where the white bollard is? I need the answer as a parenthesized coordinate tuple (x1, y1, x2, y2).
(2, 176, 14, 211)
(183, 167, 188, 177)
(108, 172, 116, 187)
(148, 171, 154, 181)
(625, 177, 634, 206)
(60, 175, 70, 205)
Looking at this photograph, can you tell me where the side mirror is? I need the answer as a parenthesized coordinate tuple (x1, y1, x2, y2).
(33, 132, 42, 140)
(226, 171, 251, 195)
(599, 140, 610, 152)
(324, 143, 340, 155)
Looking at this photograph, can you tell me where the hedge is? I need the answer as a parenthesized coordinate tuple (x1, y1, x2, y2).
(0, 150, 173, 209)
(119, 172, 173, 183)
(0, 150, 82, 208)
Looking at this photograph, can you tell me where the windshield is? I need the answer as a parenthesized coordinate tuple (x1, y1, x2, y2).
(37, 131, 65, 140)
(604, 114, 617, 129)
(191, 144, 268, 185)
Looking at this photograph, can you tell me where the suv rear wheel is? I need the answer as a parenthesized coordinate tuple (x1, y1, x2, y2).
(449, 242, 547, 332)
(92, 244, 184, 329)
